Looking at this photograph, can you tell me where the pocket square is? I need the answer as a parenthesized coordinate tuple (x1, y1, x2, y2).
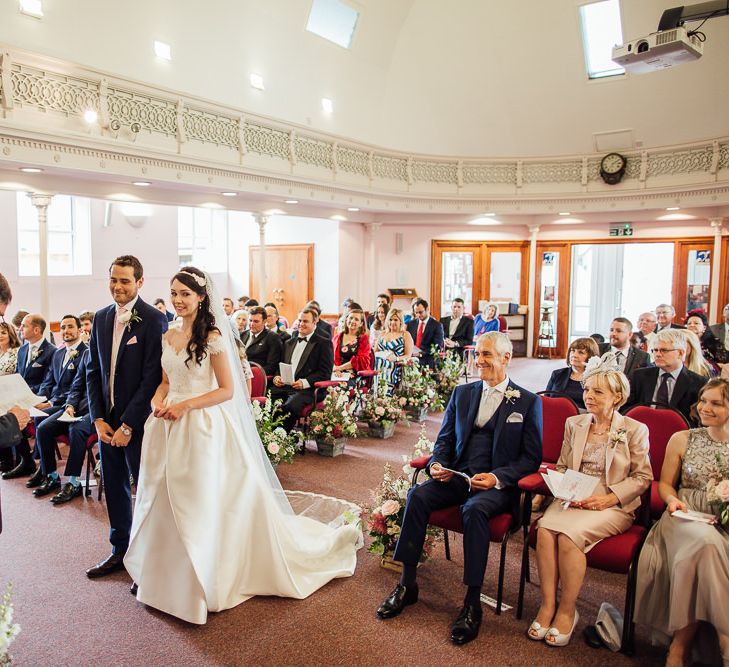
(506, 412, 523, 423)
(32, 362, 44, 368)
(127, 336, 138, 345)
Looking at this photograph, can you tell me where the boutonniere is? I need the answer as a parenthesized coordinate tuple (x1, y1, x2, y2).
(118, 308, 143, 332)
(609, 428, 627, 449)
(68, 349, 79, 361)
(504, 387, 521, 404)
(30, 347, 40, 360)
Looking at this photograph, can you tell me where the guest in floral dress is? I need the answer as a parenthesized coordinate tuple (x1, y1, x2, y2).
(375, 308, 413, 394)
(0, 322, 20, 375)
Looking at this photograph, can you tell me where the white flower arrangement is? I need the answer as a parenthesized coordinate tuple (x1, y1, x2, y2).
(401, 425, 435, 477)
(0, 583, 20, 661)
(504, 387, 521, 404)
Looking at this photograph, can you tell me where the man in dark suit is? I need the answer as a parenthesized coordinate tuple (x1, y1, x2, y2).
(265, 304, 291, 343)
(25, 315, 87, 495)
(86, 255, 168, 578)
(1, 313, 56, 480)
(406, 298, 445, 369)
(242, 306, 282, 376)
(709, 303, 729, 352)
(440, 297, 475, 359)
(597, 317, 650, 379)
(377, 332, 542, 645)
(655, 304, 685, 332)
(270, 307, 334, 430)
(153, 298, 176, 322)
(0, 407, 31, 534)
(367, 293, 391, 328)
(306, 300, 333, 339)
(624, 329, 707, 424)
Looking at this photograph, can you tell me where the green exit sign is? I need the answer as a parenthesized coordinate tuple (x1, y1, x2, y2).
(609, 224, 633, 237)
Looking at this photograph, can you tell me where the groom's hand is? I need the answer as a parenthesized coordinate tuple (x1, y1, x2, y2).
(430, 463, 454, 483)
(471, 473, 497, 491)
(110, 425, 132, 448)
(95, 419, 115, 444)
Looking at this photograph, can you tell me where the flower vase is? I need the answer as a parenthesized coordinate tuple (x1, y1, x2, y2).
(405, 405, 428, 422)
(379, 553, 403, 573)
(315, 437, 347, 457)
(368, 421, 395, 439)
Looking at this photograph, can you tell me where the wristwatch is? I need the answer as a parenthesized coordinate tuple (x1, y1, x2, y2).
(120, 425, 132, 437)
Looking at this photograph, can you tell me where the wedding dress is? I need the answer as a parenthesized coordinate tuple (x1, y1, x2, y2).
(124, 277, 361, 624)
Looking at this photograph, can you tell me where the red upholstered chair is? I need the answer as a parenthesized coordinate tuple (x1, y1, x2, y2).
(408, 455, 521, 615)
(623, 405, 688, 519)
(249, 361, 267, 403)
(497, 316, 508, 333)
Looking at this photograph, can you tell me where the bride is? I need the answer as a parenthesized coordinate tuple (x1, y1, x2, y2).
(123, 266, 361, 624)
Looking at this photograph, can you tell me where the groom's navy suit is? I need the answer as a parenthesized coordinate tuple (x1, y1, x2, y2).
(87, 297, 167, 554)
(394, 379, 542, 586)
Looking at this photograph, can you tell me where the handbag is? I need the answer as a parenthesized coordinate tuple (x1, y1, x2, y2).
(594, 602, 623, 652)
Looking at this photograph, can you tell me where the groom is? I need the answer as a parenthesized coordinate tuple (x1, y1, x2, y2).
(86, 255, 168, 578)
(376, 331, 542, 645)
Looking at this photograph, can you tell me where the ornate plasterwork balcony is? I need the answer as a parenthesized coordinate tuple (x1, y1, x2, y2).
(1, 46, 728, 215)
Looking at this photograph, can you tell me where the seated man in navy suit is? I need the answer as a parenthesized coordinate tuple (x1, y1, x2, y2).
(1, 313, 56, 480)
(377, 331, 542, 645)
(406, 298, 445, 369)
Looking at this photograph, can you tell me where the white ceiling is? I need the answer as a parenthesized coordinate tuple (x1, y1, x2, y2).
(1, 0, 728, 157)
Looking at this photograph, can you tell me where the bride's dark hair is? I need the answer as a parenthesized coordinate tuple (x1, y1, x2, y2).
(171, 266, 217, 368)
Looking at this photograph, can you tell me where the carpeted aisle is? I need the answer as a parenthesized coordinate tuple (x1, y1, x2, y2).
(0, 360, 664, 666)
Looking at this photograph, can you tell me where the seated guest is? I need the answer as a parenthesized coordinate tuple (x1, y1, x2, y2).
(635, 311, 658, 352)
(678, 329, 715, 378)
(624, 329, 707, 425)
(2, 313, 56, 480)
(708, 303, 729, 363)
(333, 308, 372, 378)
(222, 297, 235, 316)
(244, 298, 259, 308)
(473, 303, 500, 339)
(635, 378, 729, 665)
(589, 333, 605, 344)
(597, 317, 651, 379)
(337, 299, 363, 332)
(11, 310, 29, 338)
(406, 298, 444, 369)
(655, 303, 685, 332)
(264, 304, 291, 342)
(367, 293, 391, 328)
(231, 309, 249, 337)
(0, 321, 20, 376)
(403, 297, 418, 325)
(377, 332, 542, 645)
(33, 348, 95, 504)
(369, 303, 389, 349)
(27, 315, 87, 494)
(375, 308, 413, 394)
(529, 357, 652, 646)
(153, 298, 176, 322)
(441, 297, 475, 359)
(687, 312, 726, 368)
(270, 307, 333, 430)
(306, 300, 333, 339)
(78, 310, 95, 344)
(242, 306, 282, 377)
(546, 337, 599, 410)
(237, 295, 249, 310)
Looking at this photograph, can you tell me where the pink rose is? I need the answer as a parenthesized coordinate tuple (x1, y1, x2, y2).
(716, 479, 729, 502)
(380, 499, 400, 517)
(267, 442, 280, 455)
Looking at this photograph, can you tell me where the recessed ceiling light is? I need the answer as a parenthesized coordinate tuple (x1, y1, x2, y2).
(347, 207, 360, 212)
(331, 214, 347, 221)
(154, 40, 172, 61)
(483, 212, 496, 217)
(468, 218, 502, 226)
(83, 109, 98, 124)
(19, 167, 43, 173)
(285, 199, 299, 204)
(264, 209, 285, 216)
(321, 97, 333, 113)
(19, 0, 43, 18)
(666, 206, 680, 211)
(250, 73, 265, 90)
(558, 211, 571, 216)
(132, 181, 151, 187)
(221, 192, 237, 197)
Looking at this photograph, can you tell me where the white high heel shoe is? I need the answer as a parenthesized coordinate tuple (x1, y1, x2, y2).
(527, 619, 550, 640)
(545, 610, 579, 647)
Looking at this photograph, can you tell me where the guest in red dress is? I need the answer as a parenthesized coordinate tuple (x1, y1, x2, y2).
(332, 308, 372, 380)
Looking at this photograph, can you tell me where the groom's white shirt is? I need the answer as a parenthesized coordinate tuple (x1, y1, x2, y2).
(110, 295, 139, 407)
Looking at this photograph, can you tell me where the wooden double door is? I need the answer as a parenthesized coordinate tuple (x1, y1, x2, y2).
(249, 244, 313, 325)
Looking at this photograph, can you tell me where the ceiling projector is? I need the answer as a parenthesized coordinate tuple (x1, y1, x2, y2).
(612, 25, 704, 73)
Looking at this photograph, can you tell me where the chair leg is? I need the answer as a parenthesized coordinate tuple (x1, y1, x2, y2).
(496, 533, 511, 616)
(517, 536, 530, 620)
(443, 530, 451, 561)
(621, 556, 640, 655)
(84, 448, 92, 497)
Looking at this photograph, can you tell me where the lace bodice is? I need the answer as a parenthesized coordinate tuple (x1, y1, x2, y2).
(579, 440, 607, 482)
(162, 335, 226, 399)
(681, 428, 729, 491)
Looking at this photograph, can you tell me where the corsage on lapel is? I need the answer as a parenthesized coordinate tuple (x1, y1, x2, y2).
(118, 308, 143, 332)
(609, 428, 627, 449)
(504, 387, 521, 404)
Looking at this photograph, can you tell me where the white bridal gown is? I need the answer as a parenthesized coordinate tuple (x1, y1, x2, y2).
(124, 336, 361, 624)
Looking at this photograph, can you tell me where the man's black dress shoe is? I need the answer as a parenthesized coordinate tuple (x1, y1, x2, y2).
(33, 476, 61, 497)
(2, 460, 36, 480)
(130, 583, 138, 595)
(86, 553, 126, 578)
(376, 583, 419, 619)
(50, 482, 82, 504)
(450, 603, 483, 645)
(26, 467, 46, 488)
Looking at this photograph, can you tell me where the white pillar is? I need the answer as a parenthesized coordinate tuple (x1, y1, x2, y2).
(364, 222, 381, 300)
(29, 193, 53, 325)
(254, 214, 268, 303)
(709, 217, 725, 321)
(526, 224, 540, 358)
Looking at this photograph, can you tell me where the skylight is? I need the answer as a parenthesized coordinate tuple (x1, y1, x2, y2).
(306, 0, 359, 49)
(579, 0, 625, 79)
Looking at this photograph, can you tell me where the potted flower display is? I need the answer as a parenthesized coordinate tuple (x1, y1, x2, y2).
(251, 395, 299, 466)
(362, 428, 441, 571)
(358, 374, 404, 439)
(308, 386, 358, 457)
(0, 583, 20, 666)
(394, 361, 437, 422)
(431, 350, 464, 411)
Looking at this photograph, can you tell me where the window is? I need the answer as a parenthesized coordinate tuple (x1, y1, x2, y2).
(306, 0, 359, 49)
(177, 207, 229, 272)
(579, 0, 625, 79)
(17, 192, 92, 276)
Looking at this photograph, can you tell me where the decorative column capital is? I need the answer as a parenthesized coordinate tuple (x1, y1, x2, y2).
(364, 222, 381, 235)
(709, 217, 725, 232)
(28, 193, 53, 210)
(528, 224, 540, 236)
(253, 213, 269, 231)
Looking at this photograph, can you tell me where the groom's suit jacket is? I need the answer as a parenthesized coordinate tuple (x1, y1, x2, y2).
(429, 379, 542, 490)
(87, 297, 168, 432)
